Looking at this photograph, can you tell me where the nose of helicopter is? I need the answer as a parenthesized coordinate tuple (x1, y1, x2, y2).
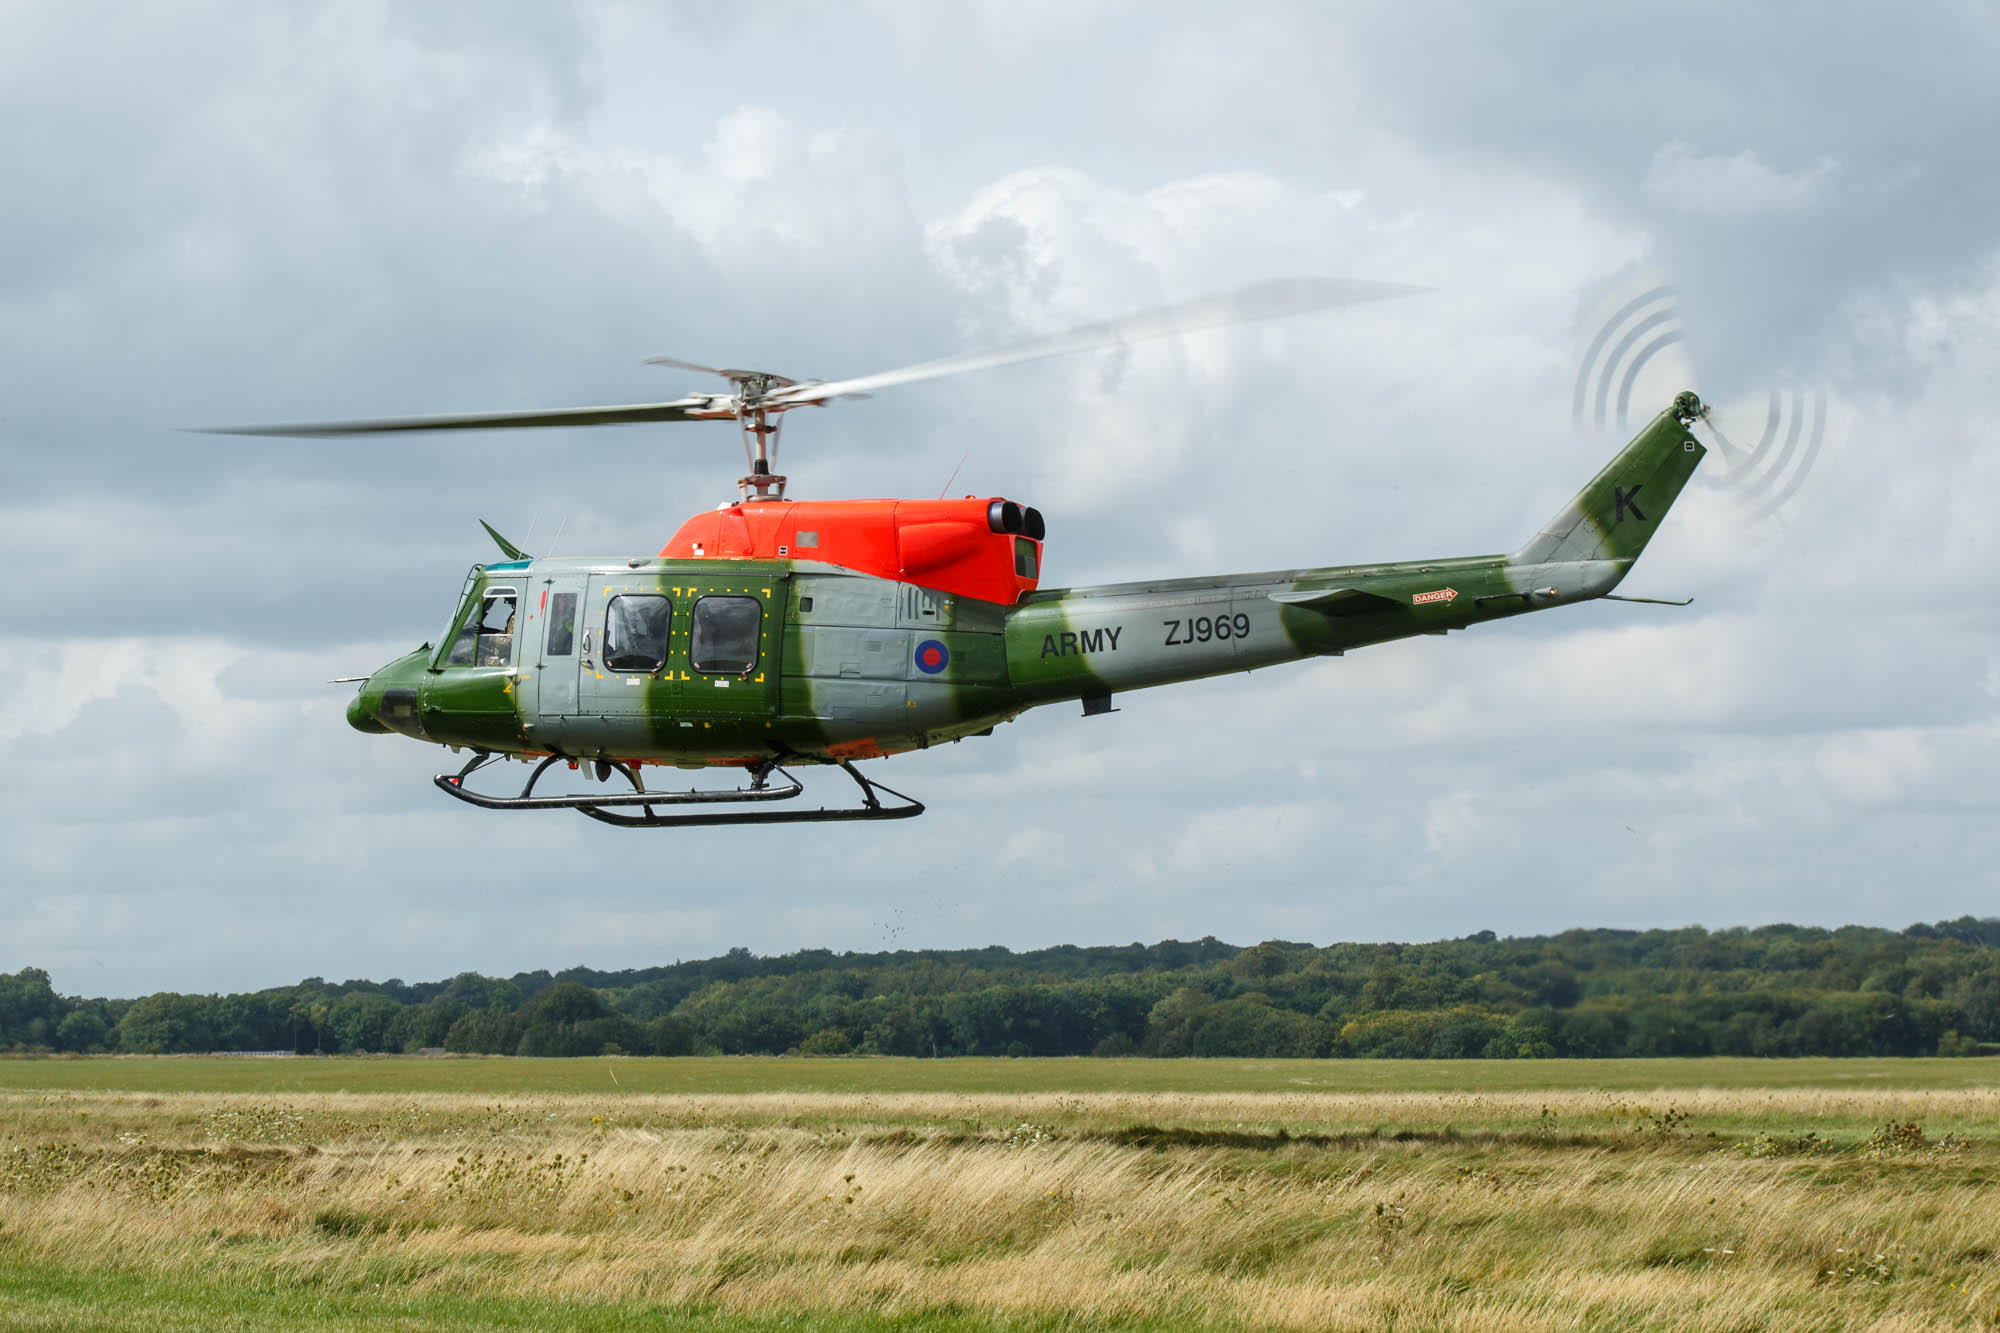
(344, 648, 433, 737)
(346, 686, 390, 734)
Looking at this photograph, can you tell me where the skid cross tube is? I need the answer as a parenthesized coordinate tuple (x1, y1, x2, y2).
(432, 753, 922, 827)
(434, 752, 804, 811)
(576, 759, 924, 828)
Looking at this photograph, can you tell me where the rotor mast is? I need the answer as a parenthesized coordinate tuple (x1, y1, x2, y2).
(735, 398, 786, 501)
(643, 360, 798, 501)
(653, 364, 795, 502)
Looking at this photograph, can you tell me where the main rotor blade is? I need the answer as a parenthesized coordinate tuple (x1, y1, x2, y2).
(644, 357, 798, 389)
(764, 276, 1423, 408)
(204, 397, 734, 437)
(643, 356, 736, 377)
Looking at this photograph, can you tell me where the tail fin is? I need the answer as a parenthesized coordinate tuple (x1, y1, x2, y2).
(1514, 391, 1706, 566)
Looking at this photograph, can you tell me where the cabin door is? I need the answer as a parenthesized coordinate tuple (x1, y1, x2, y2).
(520, 574, 585, 737)
(576, 577, 675, 720)
(668, 573, 782, 741)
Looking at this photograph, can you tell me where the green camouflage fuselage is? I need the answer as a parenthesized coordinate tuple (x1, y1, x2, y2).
(349, 400, 1706, 769)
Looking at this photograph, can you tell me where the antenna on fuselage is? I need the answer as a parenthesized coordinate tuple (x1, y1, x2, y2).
(938, 449, 971, 500)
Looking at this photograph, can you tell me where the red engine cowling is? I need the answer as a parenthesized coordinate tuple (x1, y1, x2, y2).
(660, 497, 1043, 605)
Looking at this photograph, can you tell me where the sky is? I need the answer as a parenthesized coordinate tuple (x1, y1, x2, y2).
(3, 1, 1997, 996)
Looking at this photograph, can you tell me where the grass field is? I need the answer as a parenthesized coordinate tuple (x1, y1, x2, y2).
(3, 1057, 1997, 1330)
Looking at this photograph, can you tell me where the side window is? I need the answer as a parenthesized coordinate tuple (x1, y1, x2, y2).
(545, 592, 577, 656)
(604, 595, 672, 672)
(691, 596, 761, 674)
(445, 588, 517, 667)
(1014, 537, 1039, 578)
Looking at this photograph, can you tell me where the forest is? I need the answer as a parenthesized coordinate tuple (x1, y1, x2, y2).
(4, 919, 1998, 1060)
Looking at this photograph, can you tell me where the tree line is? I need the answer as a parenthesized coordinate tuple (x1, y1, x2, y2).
(4, 919, 1998, 1060)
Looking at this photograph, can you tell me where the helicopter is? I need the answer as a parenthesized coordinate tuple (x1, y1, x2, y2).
(220, 279, 1707, 828)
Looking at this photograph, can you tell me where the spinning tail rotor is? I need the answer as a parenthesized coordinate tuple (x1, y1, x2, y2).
(1568, 273, 1840, 542)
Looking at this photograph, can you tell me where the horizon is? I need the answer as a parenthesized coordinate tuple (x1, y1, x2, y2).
(14, 913, 1997, 1002)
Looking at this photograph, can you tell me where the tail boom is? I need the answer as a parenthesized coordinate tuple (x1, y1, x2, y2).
(1000, 396, 1706, 711)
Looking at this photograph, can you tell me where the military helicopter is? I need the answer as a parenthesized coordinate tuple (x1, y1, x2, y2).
(221, 279, 1707, 827)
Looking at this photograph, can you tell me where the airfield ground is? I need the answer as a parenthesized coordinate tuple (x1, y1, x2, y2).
(1, 1057, 1996, 1330)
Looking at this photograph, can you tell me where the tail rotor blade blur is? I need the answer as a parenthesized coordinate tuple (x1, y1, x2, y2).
(1567, 271, 1842, 545)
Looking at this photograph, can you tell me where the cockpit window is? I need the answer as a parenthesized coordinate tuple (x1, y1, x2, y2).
(691, 596, 761, 673)
(604, 595, 673, 672)
(445, 588, 518, 667)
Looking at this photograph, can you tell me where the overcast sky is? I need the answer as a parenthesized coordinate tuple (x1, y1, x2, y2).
(4, 1, 1997, 996)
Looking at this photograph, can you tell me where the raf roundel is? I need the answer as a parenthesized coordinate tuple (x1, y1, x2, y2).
(914, 639, 950, 675)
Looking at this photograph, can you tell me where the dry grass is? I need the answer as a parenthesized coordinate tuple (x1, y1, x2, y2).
(3, 1085, 1997, 1329)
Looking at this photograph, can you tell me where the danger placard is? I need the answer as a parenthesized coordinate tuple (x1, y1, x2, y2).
(1411, 587, 1458, 606)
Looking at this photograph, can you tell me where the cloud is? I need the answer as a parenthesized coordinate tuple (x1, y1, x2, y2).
(1169, 802, 1315, 878)
(1813, 730, 1932, 806)
(1641, 142, 1842, 216)
(469, 106, 922, 279)
(1422, 790, 1487, 860)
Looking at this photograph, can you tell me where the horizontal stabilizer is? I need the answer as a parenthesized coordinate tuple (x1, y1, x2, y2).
(1270, 586, 1402, 617)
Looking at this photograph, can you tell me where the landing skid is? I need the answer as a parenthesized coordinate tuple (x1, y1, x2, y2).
(434, 752, 923, 828)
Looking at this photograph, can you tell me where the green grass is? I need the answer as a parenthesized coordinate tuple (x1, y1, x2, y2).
(3, 1054, 1996, 1097)
(0, 1261, 1190, 1333)
(4, 1068, 1997, 1330)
